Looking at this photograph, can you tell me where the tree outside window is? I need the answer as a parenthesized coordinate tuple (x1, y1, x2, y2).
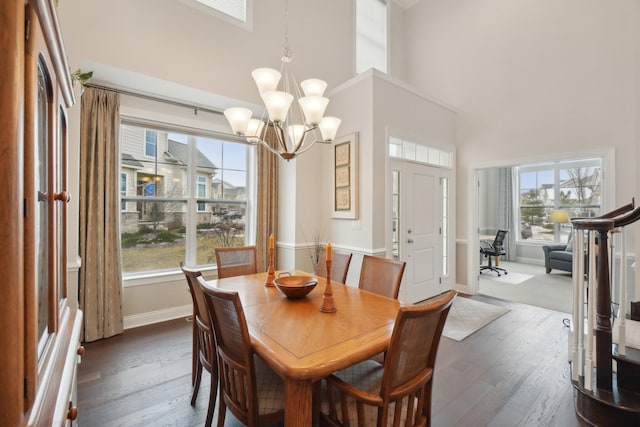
(517, 158, 601, 242)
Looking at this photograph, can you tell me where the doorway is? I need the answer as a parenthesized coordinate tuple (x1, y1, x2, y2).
(390, 157, 453, 303)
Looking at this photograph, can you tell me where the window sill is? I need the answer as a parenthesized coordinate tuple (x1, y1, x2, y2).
(123, 265, 216, 287)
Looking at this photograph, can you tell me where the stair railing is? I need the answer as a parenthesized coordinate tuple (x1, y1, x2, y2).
(569, 198, 638, 392)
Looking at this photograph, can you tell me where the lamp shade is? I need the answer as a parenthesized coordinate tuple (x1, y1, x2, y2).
(298, 96, 329, 125)
(261, 91, 294, 123)
(251, 68, 281, 94)
(550, 210, 570, 223)
(224, 107, 253, 135)
(300, 79, 327, 97)
(318, 116, 341, 141)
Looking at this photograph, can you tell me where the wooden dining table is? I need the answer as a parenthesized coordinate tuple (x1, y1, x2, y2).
(203, 271, 402, 427)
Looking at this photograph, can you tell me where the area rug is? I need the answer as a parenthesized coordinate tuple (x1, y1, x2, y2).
(483, 272, 534, 285)
(442, 297, 510, 341)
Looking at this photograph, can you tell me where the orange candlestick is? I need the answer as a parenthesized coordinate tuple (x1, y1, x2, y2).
(320, 258, 337, 313)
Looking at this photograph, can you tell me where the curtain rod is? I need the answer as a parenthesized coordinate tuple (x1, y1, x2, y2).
(83, 82, 225, 117)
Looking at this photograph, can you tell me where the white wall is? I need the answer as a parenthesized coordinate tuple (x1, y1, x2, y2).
(57, 0, 355, 323)
(404, 0, 637, 233)
(402, 0, 638, 287)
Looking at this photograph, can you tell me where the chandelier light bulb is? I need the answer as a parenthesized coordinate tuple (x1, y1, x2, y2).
(287, 124, 306, 148)
(300, 79, 327, 97)
(298, 96, 329, 126)
(245, 119, 265, 143)
(223, 107, 253, 135)
(261, 91, 294, 123)
(252, 68, 282, 94)
(318, 116, 341, 141)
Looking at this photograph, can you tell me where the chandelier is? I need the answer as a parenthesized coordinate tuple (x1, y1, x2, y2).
(223, 2, 340, 161)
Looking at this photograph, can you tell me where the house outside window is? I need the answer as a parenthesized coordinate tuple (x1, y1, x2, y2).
(517, 157, 602, 242)
(120, 122, 254, 275)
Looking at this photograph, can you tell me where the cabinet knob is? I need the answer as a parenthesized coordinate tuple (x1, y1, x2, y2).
(54, 190, 71, 203)
(67, 403, 78, 420)
(77, 345, 85, 356)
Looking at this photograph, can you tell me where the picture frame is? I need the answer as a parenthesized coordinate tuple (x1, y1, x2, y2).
(331, 132, 358, 219)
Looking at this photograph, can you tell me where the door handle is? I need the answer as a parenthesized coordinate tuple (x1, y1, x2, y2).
(407, 239, 414, 244)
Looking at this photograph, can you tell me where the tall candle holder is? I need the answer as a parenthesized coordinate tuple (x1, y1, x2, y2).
(265, 246, 275, 287)
(320, 259, 337, 313)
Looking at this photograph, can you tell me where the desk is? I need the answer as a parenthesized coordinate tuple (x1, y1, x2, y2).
(204, 272, 401, 427)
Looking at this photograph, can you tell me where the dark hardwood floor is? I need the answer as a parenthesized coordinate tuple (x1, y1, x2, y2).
(77, 295, 587, 426)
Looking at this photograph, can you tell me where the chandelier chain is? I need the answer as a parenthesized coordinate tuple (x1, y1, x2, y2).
(282, 0, 291, 61)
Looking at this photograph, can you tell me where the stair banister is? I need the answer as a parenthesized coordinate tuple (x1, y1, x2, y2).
(572, 217, 615, 391)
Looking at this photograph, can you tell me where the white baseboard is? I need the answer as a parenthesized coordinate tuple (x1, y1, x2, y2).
(123, 304, 192, 330)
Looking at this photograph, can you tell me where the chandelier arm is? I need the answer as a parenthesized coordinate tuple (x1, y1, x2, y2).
(273, 122, 290, 153)
(258, 139, 285, 157)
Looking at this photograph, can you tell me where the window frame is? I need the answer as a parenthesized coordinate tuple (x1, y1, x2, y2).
(515, 157, 603, 244)
(119, 119, 257, 282)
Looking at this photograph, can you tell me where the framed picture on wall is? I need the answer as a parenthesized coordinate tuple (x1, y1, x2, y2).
(331, 132, 358, 219)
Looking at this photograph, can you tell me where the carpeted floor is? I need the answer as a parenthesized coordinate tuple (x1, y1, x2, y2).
(479, 261, 573, 313)
(442, 296, 510, 341)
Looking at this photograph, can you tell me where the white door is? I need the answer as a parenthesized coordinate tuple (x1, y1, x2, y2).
(402, 162, 443, 303)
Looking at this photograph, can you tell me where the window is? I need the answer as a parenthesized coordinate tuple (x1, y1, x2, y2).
(517, 158, 602, 242)
(120, 122, 254, 275)
(197, 175, 207, 212)
(178, 0, 251, 27)
(195, 0, 245, 21)
(120, 173, 127, 211)
(144, 129, 157, 157)
(356, 0, 387, 74)
(389, 136, 453, 168)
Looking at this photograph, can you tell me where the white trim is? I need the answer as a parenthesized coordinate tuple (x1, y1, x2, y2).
(123, 304, 193, 330)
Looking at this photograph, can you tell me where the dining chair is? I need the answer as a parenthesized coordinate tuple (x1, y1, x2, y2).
(181, 265, 218, 427)
(321, 290, 457, 427)
(315, 248, 353, 284)
(358, 255, 406, 300)
(197, 276, 285, 427)
(215, 245, 258, 279)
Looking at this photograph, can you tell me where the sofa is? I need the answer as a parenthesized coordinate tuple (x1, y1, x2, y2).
(543, 243, 573, 273)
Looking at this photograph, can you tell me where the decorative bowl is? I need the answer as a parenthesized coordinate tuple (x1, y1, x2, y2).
(273, 274, 318, 299)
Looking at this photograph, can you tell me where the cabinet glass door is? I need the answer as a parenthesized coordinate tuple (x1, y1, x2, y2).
(35, 61, 50, 359)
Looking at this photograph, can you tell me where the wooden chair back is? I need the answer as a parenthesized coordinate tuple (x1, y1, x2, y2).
(315, 248, 353, 284)
(198, 277, 284, 426)
(358, 255, 406, 299)
(181, 265, 217, 426)
(324, 290, 456, 427)
(215, 245, 258, 278)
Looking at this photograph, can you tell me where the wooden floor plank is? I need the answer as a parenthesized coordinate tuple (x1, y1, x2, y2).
(77, 297, 587, 426)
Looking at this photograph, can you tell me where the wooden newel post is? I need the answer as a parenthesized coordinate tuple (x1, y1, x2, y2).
(320, 259, 337, 313)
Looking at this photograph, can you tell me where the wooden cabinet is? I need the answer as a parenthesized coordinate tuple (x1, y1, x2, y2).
(0, 1, 82, 426)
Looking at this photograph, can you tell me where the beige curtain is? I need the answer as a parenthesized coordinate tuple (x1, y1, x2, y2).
(255, 126, 279, 271)
(79, 87, 124, 342)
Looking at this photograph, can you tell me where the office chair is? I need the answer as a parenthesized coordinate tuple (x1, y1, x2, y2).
(480, 230, 508, 276)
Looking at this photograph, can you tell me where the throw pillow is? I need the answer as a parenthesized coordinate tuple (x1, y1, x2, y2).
(565, 233, 574, 252)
